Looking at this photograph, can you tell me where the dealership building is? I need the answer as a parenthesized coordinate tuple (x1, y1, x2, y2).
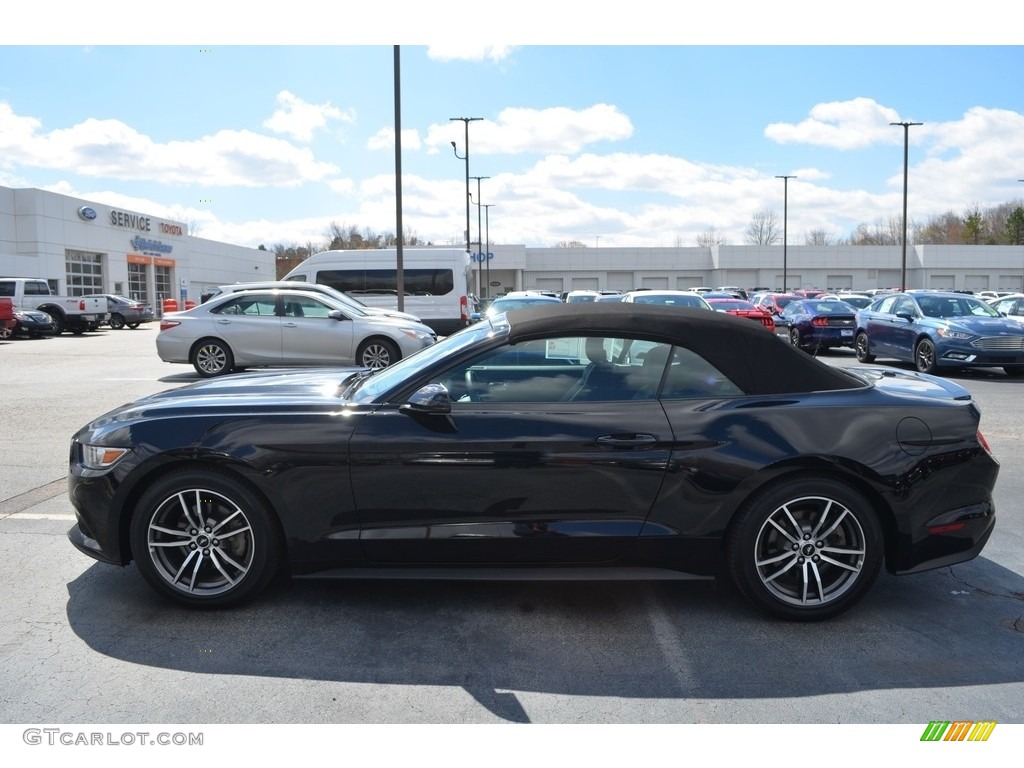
(4, 185, 1023, 306)
(0, 186, 272, 308)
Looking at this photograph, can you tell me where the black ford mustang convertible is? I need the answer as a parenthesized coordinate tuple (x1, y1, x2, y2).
(68, 303, 998, 620)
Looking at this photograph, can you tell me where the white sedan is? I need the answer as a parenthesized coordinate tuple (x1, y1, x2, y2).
(157, 288, 437, 377)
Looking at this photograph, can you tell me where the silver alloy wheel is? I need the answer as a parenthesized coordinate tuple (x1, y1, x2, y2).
(146, 487, 255, 597)
(109, 312, 126, 330)
(0, 324, 11, 340)
(193, 340, 232, 376)
(752, 494, 867, 608)
(360, 340, 397, 370)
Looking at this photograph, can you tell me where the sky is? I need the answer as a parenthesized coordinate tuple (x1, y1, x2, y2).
(1, 4, 1022, 253)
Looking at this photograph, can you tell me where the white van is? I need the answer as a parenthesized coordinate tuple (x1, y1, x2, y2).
(282, 248, 473, 336)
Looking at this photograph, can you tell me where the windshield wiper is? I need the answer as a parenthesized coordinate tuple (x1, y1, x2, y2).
(340, 369, 375, 398)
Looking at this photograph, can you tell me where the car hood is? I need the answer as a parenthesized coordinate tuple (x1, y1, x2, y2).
(363, 306, 422, 322)
(931, 316, 1024, 335)
(82, 368, 368, 431)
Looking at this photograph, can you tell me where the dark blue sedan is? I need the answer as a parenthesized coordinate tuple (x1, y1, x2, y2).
(776, 299, 858, 353)
(855, 291, 1024, 376)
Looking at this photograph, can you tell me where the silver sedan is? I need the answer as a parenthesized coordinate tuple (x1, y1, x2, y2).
(156, 288, 437, 377)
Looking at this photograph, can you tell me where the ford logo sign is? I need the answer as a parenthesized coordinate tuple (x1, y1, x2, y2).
(78, 206, 97, 221)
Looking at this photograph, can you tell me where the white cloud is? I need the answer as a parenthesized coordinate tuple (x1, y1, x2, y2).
(0, 101, 340, 187)
(426, 45, 516, 62)
(425, 103, 633, 155)
(261, 90, 355, 142)
(764, 97, 905, 149)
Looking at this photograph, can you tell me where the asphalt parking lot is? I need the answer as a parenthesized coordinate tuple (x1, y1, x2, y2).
(1, 326, 1022, 726)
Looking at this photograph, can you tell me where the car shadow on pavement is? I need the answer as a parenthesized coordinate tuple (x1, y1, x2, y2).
(64, 555, 1024, 723)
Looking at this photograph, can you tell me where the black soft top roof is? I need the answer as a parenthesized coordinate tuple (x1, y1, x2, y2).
(504, 302, 860, 395)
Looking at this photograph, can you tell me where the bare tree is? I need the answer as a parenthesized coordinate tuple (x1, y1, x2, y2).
(186, 218, 202, 237)
(696, 228, 727, 247)
(556, 240, 588, 248)
(745, 209, 780, 245)
(805, 229, 834, 246)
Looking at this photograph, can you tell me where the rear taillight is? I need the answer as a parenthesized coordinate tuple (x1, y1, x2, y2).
(460, 295, 469, 320)
(812, 317, 828, 327)
(79, 300, 86, 310)
(977, 430, 993, 456)
(159, 320, 180, 331)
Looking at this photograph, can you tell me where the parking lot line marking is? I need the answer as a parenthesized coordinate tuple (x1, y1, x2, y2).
(6, 513, 76, 521)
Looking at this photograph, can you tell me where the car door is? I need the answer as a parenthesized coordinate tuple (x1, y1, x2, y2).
(862, 294, 899, 358)
(349, 335, 673, 565)
(207, 292, 283, 364)
(280, 293, 356, 364)
(888, 295, 922, 360)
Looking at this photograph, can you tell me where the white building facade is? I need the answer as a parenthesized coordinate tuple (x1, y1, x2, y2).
(0, 186, 273, 308)
(478, 243, 1024, 297)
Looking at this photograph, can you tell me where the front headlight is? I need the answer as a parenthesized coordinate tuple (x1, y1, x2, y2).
(400, 327, 434, 341)
(936, 328, 973, 340)
(81, 445, 131, 470)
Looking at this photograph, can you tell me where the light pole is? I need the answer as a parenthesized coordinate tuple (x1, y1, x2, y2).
(482, 203, 495, 297)
(449, 116, 482, 262)
(775, 175, 796, 291)
(891, 121, 923, 290)
(470, 174, 490, 260)
(1018, 180, 1024, 290)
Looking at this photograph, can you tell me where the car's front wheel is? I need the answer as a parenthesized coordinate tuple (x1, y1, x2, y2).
(109, 313, 126, 330)
(358, 338, 399, 370)
(854, 332, 875, 363)
(191, 338, 234, 377)
(129, 469, 283, 608)
(726, 477, 883, 621)
(915, 338, 938, 375)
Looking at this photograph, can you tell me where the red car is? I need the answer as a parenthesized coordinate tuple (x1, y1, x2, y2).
(0, 297, 17, 340)
(705, 298, 775, 331)
(751, 292, 802, 316)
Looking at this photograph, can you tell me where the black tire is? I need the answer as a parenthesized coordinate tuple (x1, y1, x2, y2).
(726, 477, 883, 621)
(358, 337, 400, 370)
(191, 338, 234, 377)
(127, 322, 140, 329)
(109, 313, 126, 330)
(854, 332, 875, 363)
(789, 327, 810, 352)
(915, 338, 938, 375)
(46, 311, 65, 335)
(0, 324, 11, 340)
(129, 468, 282, 608)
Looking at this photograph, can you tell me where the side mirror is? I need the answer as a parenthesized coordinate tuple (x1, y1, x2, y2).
(328, 309, 349, 322)
(895, 311, 916, 322)
(400, 383, 452, 415)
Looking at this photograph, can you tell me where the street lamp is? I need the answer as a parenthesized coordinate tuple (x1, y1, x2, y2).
(470, 174, 490, 261)
(450, 117, 482, 264)
(775, 175, 796, 291)
(482, 203, 495, 297)
(891, 121, 923, 290)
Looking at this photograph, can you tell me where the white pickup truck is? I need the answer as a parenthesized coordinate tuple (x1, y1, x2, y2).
(0, 277, 108, 335)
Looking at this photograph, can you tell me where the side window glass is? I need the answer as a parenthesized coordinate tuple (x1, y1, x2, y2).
(661, 347, 743, 399)
(876, 296, 897, 314)
(214, 295, 277, 316)
(429, 336, 662, 404)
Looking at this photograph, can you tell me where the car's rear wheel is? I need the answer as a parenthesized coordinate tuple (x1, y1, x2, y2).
(854, 332, 875, 363)
(789, 328, 806, 350)
(109, 313, 126, 330)
(915, 338, 938, 374)
(358, 338, 399, 370)
(0, 325, 11, 340)
(726, 477, 883, 621)
(129, 469, 282, 608)
(127, 322, 140, 329)
(191, 338, 234, 377)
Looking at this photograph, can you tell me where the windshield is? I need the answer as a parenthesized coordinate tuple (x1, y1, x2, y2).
(349, 318, 507, 403)
(917, 295, 1000, 319)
